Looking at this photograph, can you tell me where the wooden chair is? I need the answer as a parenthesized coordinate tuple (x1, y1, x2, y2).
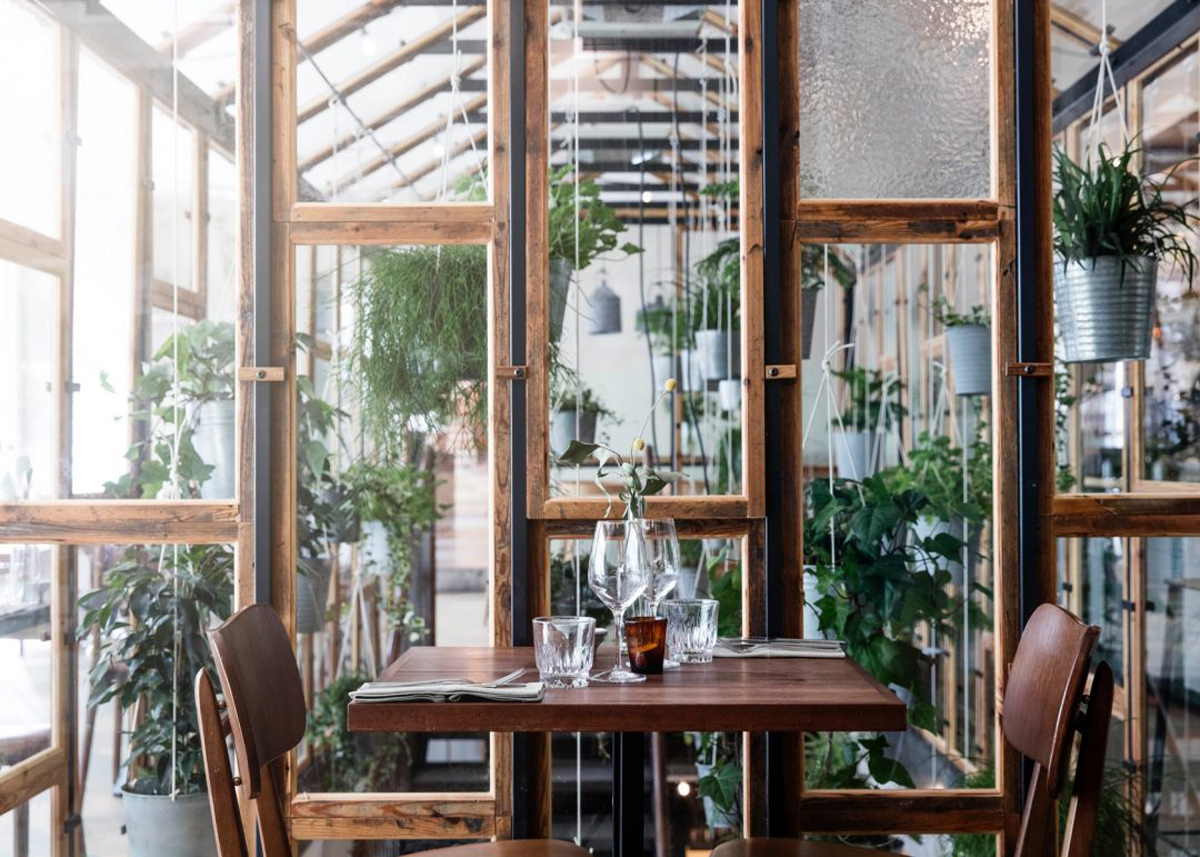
(199, 603, 588, 857)
(710, 603, 1115, 857)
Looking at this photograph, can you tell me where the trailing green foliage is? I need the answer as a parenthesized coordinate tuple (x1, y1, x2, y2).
(307, 670, 410, 792)
(885, 431, 988, 526)
(922, 285, 991, 328)
(347, 245, 488, 456)
(800, 245, 857, 292)
(1052, 141, 1197, 284)
(80, 544, 234, 795)
(549, 164, 642, 269)
(296, 335, 352, 570)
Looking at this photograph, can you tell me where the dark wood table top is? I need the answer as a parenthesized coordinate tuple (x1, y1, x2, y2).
(347, 646, 907, 734)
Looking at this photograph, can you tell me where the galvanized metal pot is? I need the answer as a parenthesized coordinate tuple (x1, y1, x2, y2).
(1054, 255, 1156, 363)
(549, 258, 572, 343)
(123, 788, 217, 857)
(945, 323, 991, 397)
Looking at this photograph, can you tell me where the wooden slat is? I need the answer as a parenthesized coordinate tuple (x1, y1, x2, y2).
(740, 0, 765, 518)
(537, 495, 750, 521)
(792, 200, 1002, 243)
(0, 501, 239, 543)
(289, 219, 493, 245)
(542, 518, 751, 539)
(798, 790, 1004, 834)
(273, 0, 298, 220)
(525, 0, 550, 516)
(0, 217, 69, 276)
(290, 202, 493, 224)
(1052, 494, 1200, 536)
(0, 748, 66, 816)
(290, 793, 496, 840)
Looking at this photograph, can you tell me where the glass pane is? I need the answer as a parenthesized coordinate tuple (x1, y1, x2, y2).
(207, 147, 237, 322)
(796, 0, 992, 199)
(295, 0, 490, 203)
(76, 543, 233, 850)
(0, 790, 52, 857)
(293, 243, 491, 795)
(546, 0, 743, 501)
(151, 108, 197, 292)
(550, 536, 745, 854)
(0, 260, 58, 501)
(1144, 537, 1200, 855)
(0, 0, 60, 237)
(0, 545, 55, 772)
(803, 243, 996, 787)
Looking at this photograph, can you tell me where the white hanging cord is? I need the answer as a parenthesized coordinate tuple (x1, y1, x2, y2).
(169, 0, 182, 801)
(1083, 0, 1130, 162)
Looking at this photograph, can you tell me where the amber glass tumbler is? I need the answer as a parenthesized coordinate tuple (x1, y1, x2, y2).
(624, 616, 667, 675)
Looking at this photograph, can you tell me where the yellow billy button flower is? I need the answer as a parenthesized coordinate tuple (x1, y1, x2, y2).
(664, 378, 677, 392)
(632, 437, 646, 451)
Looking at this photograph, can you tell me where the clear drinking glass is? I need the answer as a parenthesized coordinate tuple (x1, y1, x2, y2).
(637, 518, 681, 667)
(533, 616, 596, 688)
(665, 598, 720, 664)
(588, 519, 649, 683)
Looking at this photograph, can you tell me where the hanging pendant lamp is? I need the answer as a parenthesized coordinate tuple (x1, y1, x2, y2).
(589, 274, 622, 334)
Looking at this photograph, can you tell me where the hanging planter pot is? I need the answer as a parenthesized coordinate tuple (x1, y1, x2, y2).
(832, 429, 872, 479)
(801, 288, 820, 360)
(945, 324, 992, 397)
(588, 281, 622, 334)
(296, 558, 332, 635)
(192, 398, 236, 499)
(695, 329, 740, 380)
(551, 407, 598, 454)
(678, 349, 704, 392)
(652, 353, 675, 390)
(718, 379, 740, 412)
(122, 787, 217, 857)
(549, 258, 573, 344)
(1054, 256, 1156, 363)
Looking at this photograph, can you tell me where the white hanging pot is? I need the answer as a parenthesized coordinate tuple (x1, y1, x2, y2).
(832, 429, 871, 479)
(122, 787, 217, 857)
(945, 324, 992, 397)
(695, 329, 740, 381)
(551, 407, 597, 454)
(549, 259, 572, 344)
(652, 354, 675, 390)
(1054, 255, 1156, 363)
(679, 349, 704, 391)
(718, 379, 741, 412)
(296, 558, 332, 635)
(801, 288, 820, 360)
(192, 398, 236, 499)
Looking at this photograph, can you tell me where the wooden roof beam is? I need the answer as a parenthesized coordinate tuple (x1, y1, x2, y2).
(297, 6, 485, 124)
(1050, 3, 1121, 51)
(155, 3, 235, 57)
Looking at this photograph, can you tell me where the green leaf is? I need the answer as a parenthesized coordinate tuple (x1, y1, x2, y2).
(697, 759, 741, 813)
(556, 440, 601, 465)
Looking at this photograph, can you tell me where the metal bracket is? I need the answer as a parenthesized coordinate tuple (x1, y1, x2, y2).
(496, 365, 527, 380)
(1004, 361, 1052, 377)
(237, 366, 285, 382)
(765, 364, 796, 379)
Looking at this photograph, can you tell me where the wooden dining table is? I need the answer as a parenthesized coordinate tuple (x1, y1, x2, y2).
(348, 646, 907, 856)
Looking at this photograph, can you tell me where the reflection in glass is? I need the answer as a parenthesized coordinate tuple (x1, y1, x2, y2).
(547, 0, 743, 501)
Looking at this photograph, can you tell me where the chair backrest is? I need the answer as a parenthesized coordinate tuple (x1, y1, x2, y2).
(209, 604, 307, 857)
(1001, 603, 1113, 856)
(195, 668, 249, 857)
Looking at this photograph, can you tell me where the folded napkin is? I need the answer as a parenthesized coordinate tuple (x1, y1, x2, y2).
(350, 680, 545, 703)
(713, 638, 846, 658)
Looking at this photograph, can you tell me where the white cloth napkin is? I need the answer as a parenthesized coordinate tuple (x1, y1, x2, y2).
(713, 638, 846, 658)
(350, 680, 545, 703)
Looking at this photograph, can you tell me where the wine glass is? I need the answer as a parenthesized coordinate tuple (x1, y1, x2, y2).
(637, 518, 681, 668)
(588, 519, 649, 683)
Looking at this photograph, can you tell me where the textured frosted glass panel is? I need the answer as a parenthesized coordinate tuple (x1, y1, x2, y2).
(798, 0, 992, 199)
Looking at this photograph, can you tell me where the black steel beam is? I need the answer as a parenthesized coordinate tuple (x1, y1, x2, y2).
(1053, 0, 1200, 132)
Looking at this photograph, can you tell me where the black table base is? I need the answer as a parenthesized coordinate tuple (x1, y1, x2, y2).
(613, 731, 645, 857)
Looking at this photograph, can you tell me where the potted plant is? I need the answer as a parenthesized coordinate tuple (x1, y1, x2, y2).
(830, 367, 907, 478)
(693, 236, 741, 381)
(692, 731, 742, 831)
(80, 544, 234, 857)
(1052, 140, 1197, 363)
(549, 165, 643, 343)
(927, 290, 992, 397)
(800, 244, 857, 359)
(636, 295, 696, 390)
(347, 244, 488, 454)
(550, 383, 613, 454)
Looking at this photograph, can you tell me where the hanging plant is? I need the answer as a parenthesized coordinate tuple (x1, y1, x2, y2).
(346, 245, 488, 456)
(1052, 140, 1197, 362)
(925, 288, 993, 397)
(799, 245, 857, 359)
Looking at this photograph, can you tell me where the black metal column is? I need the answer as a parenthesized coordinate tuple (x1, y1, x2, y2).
(252, 0, 272, 606)
(509, 0, 533, 839)
(760, 0, 788, 834)
(613, 732, 646, 857)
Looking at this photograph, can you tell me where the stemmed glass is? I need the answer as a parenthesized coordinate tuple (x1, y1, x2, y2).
(588, 519, 649, 683)
(636, 518, 682, 668)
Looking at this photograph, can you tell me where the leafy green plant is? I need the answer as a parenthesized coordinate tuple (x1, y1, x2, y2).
(556, 380, 683, 517)
(80, 544, 234, 795)
(923, 286, 991, 328)
(694, 238, 741, 332)
(101, 320, 236, 499)
(1052, 140, 1197, 284)
(803, 475, 989, 788)
(636, 295, 694, 354)
(346, 245, 488, 457)
(306, 670, 410, 792)
(692, 731, 742, 829)
(800, 245, 857, 292)
(885, 431, 988, 525)
(549, 164, 642, 269)
(344, 460, 441, 642)
(832, 367, 907, 433)
(296, 336, 351, 570)
(707, 552, 742, 637)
